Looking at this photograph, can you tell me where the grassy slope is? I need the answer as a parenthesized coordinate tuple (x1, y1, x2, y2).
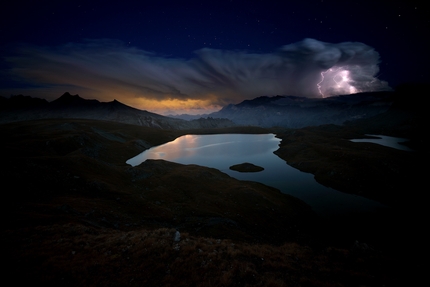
(1, 118, 421, 286)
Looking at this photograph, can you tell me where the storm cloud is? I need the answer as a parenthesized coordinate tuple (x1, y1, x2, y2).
(3, 38, 391, 114)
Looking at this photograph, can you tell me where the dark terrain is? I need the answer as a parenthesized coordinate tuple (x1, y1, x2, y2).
(275, 84, 428, 208)
(229, 163, 265, 173)
(2, 86, 428, 286)
(200, 91, 395, 128)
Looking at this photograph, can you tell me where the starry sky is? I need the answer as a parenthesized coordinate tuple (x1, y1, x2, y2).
(1, 0, 428, 115)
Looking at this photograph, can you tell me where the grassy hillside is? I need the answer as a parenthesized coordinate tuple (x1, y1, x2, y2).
(2, 119, 422, 286)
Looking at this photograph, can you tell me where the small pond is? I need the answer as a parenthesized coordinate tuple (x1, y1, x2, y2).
(350, 134, 413, 152)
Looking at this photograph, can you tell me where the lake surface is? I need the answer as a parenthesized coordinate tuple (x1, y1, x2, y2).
(127, 134, 386, 218)
(350, 134, 413, 152)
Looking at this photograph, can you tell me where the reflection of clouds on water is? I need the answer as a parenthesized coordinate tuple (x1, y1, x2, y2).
(184, 141, 236, 151)
(156, 152, 166, 157)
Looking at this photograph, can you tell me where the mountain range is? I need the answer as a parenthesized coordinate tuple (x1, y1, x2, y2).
(0, 92, 235, 130)
(0, 90, 403, 129)
(205, 92, 396, 128)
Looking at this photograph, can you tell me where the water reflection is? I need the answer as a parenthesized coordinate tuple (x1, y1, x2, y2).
(350, 134, 413, 152)
(127, 134, 279, 166)
(127, 134, 386, 217)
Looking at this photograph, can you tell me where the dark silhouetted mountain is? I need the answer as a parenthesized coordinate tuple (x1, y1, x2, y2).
(50, 92, 100, 106)
(209, 92, 396, 128)
(0, 93, 236, 130)
(0, 94, 49, 110)
(2, 91, 410, 129)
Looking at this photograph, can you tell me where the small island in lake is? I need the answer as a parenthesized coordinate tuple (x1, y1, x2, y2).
(229, 162, 264, 172)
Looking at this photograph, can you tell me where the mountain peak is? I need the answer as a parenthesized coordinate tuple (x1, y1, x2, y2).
(51, 92, 99, 105)
(53, 92, 83, 102)
(60, 92, 80, 99)
(106, 98, 135, 109)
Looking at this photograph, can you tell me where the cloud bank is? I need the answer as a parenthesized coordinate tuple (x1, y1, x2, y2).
(3, 38, 391, 114)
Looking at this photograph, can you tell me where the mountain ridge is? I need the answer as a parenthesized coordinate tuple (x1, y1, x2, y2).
(0, 90, 407, 129)
(0, 92, 236, 130)
(208, 91, 395, 128)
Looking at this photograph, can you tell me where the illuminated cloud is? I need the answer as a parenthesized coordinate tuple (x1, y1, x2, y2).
(3, 38, 391, 114)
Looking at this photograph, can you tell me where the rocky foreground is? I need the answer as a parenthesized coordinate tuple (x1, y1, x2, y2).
(1, 118, 426, 286)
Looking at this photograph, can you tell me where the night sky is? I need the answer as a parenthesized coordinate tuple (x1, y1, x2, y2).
(1, 0, 428, 114)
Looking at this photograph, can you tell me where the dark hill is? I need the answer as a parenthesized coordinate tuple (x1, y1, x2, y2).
(0, 94, 49, 110)
(210, 91, 395, 128)
(236, 95, 287, 108)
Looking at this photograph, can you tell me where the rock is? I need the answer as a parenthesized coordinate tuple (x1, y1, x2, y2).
(174, 230, 181, 242)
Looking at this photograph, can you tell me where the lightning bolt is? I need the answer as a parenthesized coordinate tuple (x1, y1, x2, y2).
(318, 67, 359, 97)
(333, 70, 345, 87)
(317, 69, 331, 98)
(333, 69, 358, 94)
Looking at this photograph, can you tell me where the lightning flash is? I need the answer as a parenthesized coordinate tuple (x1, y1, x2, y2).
(318, 67, 359, 98)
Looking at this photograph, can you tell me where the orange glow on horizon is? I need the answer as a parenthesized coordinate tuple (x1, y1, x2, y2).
(0, 87, 224, 116)
(123, 97, 222, 115)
